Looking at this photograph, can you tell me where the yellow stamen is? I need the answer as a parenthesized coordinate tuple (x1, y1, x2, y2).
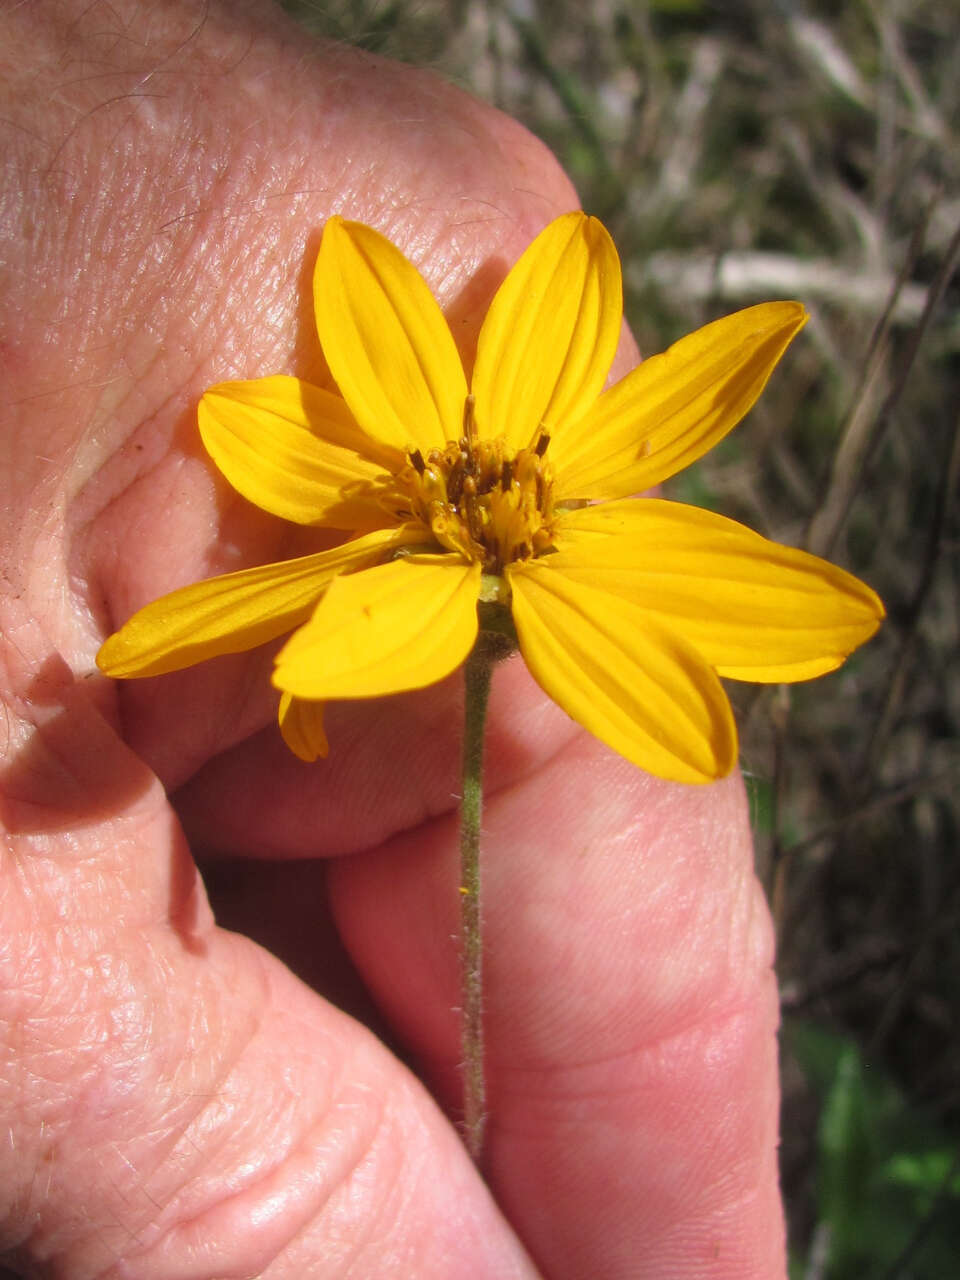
(397, 399, 557, 572)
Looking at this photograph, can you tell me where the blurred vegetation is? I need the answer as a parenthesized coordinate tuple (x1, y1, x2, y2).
(786, 1021, 960, 1279)
(283, 1, 959, 1273)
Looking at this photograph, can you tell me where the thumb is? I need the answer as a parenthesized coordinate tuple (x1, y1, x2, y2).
(0, 601, 537, 1279)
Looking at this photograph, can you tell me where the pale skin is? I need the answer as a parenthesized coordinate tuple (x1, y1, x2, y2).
(0, 2, 785, 1276)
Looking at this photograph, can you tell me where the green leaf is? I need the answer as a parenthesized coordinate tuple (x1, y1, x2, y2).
(786, 1020, 960, 1277)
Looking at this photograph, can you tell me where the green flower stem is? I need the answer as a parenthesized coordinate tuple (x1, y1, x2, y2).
(461, 622, 519, 1163)
(460, 638, 494, 1163)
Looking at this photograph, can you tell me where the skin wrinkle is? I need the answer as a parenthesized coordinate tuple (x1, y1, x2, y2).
(486, 976, 775, 1105)
(31, 947, 264, 1272)
(120, 1021, 439, 1280)
(483, 777, 769, 1058)
(143, 1088, 355, 1276)
(503, 1007, 778, 1276)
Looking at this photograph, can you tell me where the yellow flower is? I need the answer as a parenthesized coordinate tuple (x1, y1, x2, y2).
(97, 213, 883, 782)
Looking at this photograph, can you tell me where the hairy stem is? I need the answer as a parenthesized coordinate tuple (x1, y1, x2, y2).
(459, 636, 498, 1163)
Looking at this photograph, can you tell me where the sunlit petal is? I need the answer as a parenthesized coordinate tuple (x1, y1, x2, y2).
(314, 217, 467, 453)
(471, 213, 622, 453)
(507, 560, 737, 783)
(273, 555, 481, 701)
(278, 692, 328, 762)
(199, 375, 402, 529)
(553, 499, 885, 680)
(96, 526, 421, 678)
(553, 302, 807, 500)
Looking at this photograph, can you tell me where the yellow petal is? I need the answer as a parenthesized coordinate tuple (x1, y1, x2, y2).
(314, 218, 468, 454)
(278, 692, 329, 762)
(553, 498, 884, 681)
(96, 526, 421, 679)
(553, 302, 808, 500)
(507, 560, 737, 783)
(471, 213, 622, 454)
(199, 376, 402, 530)
(273, 555, 481, 700)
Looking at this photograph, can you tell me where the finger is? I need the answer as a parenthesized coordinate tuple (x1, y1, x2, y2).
(0, 604, 539, 1278)
(174, 653, 581, 859)
(327, 658, 785, 1279)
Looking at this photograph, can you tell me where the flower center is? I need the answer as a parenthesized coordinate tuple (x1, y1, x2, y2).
(397, 396, 556, 574)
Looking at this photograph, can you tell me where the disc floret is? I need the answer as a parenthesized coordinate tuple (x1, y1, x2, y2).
(397, 395, 556, 573)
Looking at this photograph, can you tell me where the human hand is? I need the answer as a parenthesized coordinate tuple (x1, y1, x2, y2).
(0, 2, 784, 1275)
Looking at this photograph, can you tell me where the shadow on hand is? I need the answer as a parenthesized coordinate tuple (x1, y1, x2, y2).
(0, 656, 154, 836)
